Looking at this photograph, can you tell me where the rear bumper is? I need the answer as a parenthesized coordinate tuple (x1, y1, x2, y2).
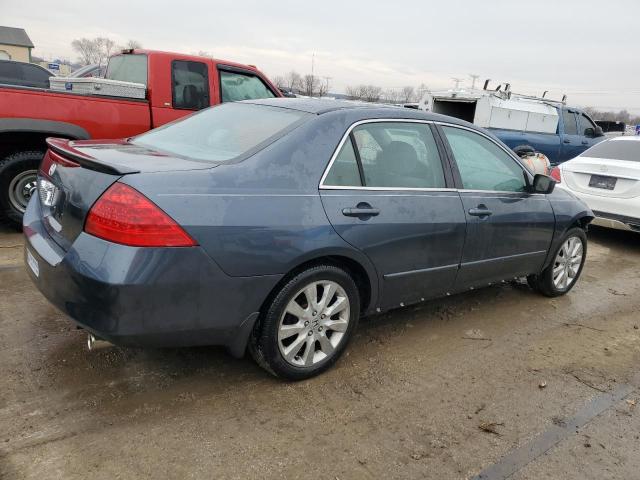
(23, 198, 281, 356)
(591, 211, 640, 233)
(556, 185, 640, 233)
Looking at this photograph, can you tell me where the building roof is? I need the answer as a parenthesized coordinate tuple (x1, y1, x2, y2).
(0, 26, 34, 48)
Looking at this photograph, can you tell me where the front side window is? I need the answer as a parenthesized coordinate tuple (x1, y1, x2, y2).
(172, 60, 209, 110)
(132, 103, 308, 163)
(323, 122, 446, 189)
(105, 54, 148, 85)
(580, 114, 596, 136)
(442, 126, 526, 192)
(562, 110, 578, 135)
(220, 70, 276, 102)
(22, 64, 51, 84)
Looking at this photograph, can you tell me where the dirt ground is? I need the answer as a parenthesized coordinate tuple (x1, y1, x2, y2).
(1, 223, 639, 480)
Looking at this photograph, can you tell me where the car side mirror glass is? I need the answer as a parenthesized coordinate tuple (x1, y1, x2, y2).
(532, 174, 555, 194)
(584, 127, 594, 138)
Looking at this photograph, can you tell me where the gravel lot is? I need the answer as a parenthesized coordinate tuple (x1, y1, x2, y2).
(1, 224, 639, 479)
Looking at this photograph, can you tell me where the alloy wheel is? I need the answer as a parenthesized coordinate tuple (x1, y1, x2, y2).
(277, 280, 350, 367)
(552, 236, 584, 290)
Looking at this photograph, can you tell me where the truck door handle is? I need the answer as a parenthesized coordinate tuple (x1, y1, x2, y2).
(581, 140, 588, 145)
(342, 205, 380, 217)
(563, 139, 571, 144)
(468, 207, 493, 217)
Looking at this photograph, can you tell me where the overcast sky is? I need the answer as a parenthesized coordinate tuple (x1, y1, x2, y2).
(4, 0, 639, 113)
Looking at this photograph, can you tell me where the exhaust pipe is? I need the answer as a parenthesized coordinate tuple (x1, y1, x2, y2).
(87, 333, 112, 351)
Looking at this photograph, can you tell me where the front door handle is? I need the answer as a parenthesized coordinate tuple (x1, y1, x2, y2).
(468, 207, 493, 217)
(581, 140, 588, 145)
(563, 138, 571, 144)
(342, 207, 380, 217)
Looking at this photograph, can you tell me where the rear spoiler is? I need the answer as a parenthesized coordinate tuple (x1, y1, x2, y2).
(46, 137, 139, 175)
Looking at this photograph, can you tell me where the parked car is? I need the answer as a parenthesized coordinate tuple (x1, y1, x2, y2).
(0, 59, 52, 89)
(24, 99, 593, 379)
(421, 86, 605, 164)
(552, 136, 640, 232)
(0, 49, 281, 228)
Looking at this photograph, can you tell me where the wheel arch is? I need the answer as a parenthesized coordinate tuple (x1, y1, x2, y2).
(0, 119, 90, 158)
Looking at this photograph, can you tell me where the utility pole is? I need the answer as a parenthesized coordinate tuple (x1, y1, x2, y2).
(451, 77, 463, 90)
(469, 74, 480, 90)
(323, 76, 332, 96)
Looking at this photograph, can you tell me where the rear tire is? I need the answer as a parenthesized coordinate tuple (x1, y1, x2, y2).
(0, 150, 44, 230)
(249, 264, 360, 380)
(528, 228, 587, 297)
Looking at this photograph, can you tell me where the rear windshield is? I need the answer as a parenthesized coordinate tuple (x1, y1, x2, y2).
(131, 102, 309, 162)
(105, 54, 147, 85)
(581, 140, 640, 162)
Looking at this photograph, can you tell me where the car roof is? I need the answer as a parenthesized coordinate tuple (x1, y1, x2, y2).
(241, 97, 473, 126)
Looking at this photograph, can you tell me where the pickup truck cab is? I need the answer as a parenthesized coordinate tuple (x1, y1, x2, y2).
(492, 107, 604, 165)
(0, 49, 281, 227)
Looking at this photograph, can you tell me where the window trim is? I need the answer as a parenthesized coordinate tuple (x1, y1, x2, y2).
(319, 119, 456, 192)
(171, 59, 210, 111)
(217, 65, 279, 102)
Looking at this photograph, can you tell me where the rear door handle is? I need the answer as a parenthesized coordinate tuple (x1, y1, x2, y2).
(342, 207, 380, 217)
(468, 207, 493, 217)
(563, 138, 571, 144)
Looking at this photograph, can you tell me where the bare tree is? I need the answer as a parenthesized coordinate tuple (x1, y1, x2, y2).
(302, 74, 318, 96)
(272, 75, 287, 89)
(401, 86, 416, 103)
(71, 37, 118, 65)
(286, 71, 303, 92)
(346, 85, 383, 103)
(125, 39, 142, 50)
(383, 89, 401, 104)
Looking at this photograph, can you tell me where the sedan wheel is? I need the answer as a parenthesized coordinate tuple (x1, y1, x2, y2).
(250, 264, 360, 380)
(278, 281, 350, 367)
(528, 227, 587, 297)
(552, 236, 584, 290)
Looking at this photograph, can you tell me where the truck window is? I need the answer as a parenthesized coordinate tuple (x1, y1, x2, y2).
(105, 54, 148, 85)
(579, 114, 596, 136)
(562, 110, 578, 135)
(172, 60, 210, 110)
(219, 70, 276, 102)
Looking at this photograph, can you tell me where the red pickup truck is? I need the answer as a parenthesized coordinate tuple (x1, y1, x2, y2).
(0, 49, 281, 228)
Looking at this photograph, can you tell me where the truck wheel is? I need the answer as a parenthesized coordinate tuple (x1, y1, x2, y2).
(0, 150, 44, 230)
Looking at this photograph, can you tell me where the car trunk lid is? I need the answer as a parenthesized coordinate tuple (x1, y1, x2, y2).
(562, 157, 640, 199)
(38, 138, 214, 251)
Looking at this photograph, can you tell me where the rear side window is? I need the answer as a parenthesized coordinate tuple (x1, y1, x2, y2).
(442, 126, 526, 192)
(132, 103, 308, 163)
(0, 61, 21, 80)
(105, 54, 148, 85)
(172, 60, 210, 110)
(323, 139, 362, 187)
(581, 140, 640, 162)
(323, 122, 446, 189)
(21, 64, 50, 85)
(220, 70, 276, 102)
(562, 110, 578, 135)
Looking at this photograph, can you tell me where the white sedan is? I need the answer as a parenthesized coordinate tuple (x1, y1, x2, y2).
(551, 136, 640, 232)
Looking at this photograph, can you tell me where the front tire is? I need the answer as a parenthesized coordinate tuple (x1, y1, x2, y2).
(249, 264, 360, 380)
(0, 150, 44, 229)
(528, 227, 587, 297)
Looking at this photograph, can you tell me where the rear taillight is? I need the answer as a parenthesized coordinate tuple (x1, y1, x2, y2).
(550, 166, 562, 183)
(84, 183, 197, 247)
(39, 149, 80, 177)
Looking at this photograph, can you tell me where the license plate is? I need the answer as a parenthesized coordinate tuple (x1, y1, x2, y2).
(26, 249, 39, 277)
(589, 174, 617, 190)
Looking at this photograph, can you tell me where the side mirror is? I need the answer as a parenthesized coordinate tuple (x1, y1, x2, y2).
(532, 174, 555, 194)
(584, 127, 595, 138)
(594, 126, 604, 137)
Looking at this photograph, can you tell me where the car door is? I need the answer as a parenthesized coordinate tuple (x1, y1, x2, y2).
(319, 120, 467, 309)
(437, 124, 555, 290)
(559, 109, 582, 162)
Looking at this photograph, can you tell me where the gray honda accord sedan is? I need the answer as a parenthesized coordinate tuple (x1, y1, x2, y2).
(24, 98, 593, 379)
